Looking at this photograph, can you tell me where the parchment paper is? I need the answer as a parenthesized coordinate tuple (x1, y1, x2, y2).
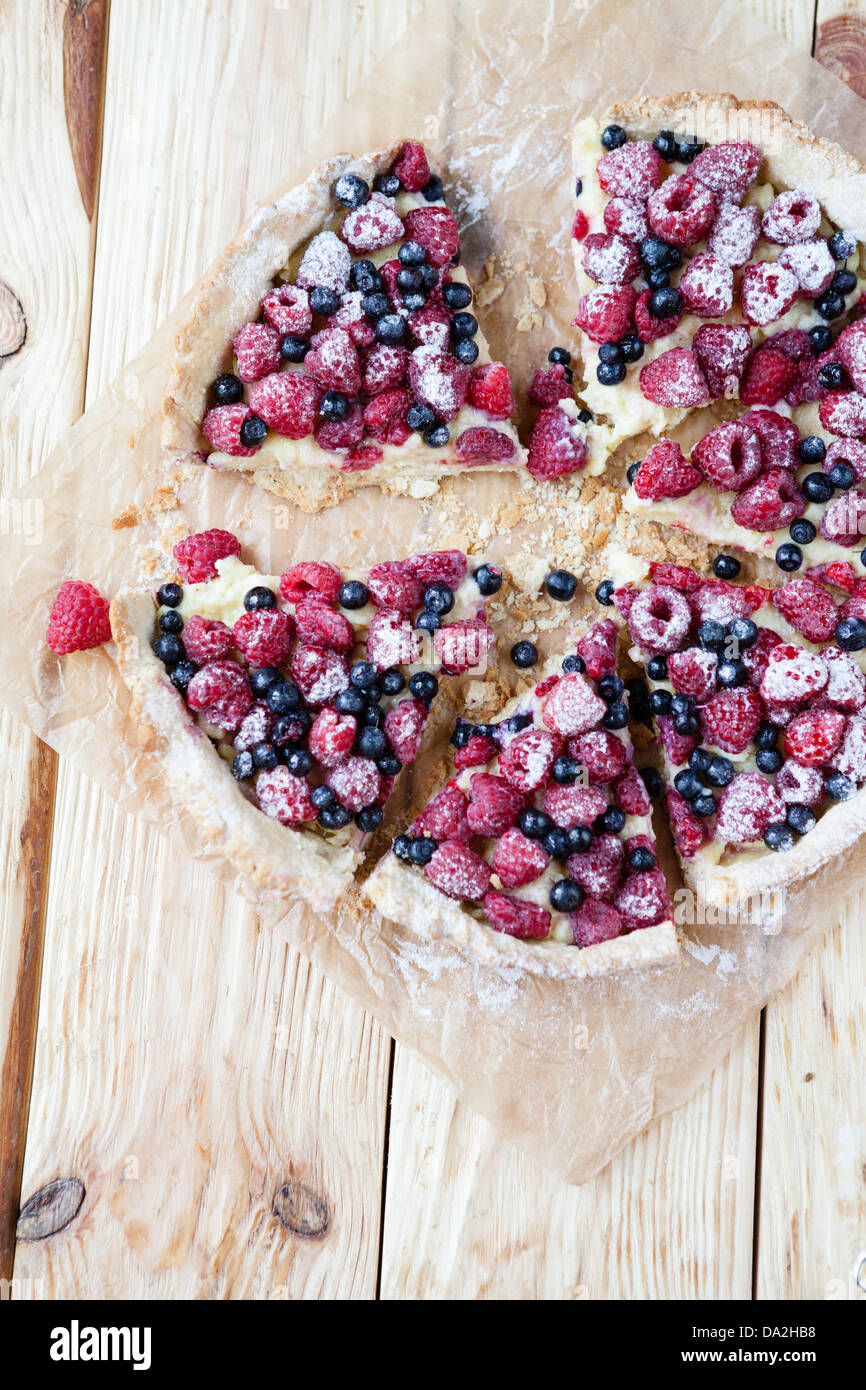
(5, 0, 866, 1185)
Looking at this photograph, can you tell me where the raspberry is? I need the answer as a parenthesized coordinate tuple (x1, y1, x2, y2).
(403, 206, 459, 268)
(784, 347, 835, 407)
(340, 193, 405, 255)
(542, 673, 605, 737)
(764, 327, 813, 363)
(612, 766, 652, 815)
(392, 142, 431, 192)
(824, 439, 866, 482)
(383, 698, 428, 763)
(581, 231, 640, 285)
(454, 734, 498, 769)
(542, 783, 607, 828)
(467, 362, 516, 420)
(232, 608, 293, 667)
(776, 758, 824, 805)
(294, 598, 354, 650)
(333, 290, 376, 348)
(568, 833, 624, 898)
(739, 347, 797, 406)
(173, 529, 241, 583)
(202, 403, 256, 455)
(759, 643, 829, 704)
(290, 644, 349, 705)
(707, 200, 761, 266)
(824, 648, 866, 710)
(256, 766, 317, 825)
(730, 469, 805, 532)
(361, 343, 408, 395)
(409, 346, 469, 422)
(455, 427, 517, 463)
(233, 322, 282, 382)
(363, 389, 412, 446)
(186, 660, 253, 733)
(700, 687, 763, 754)
(309, 707, 357, 768)
(366, 609, 421, 670)
(261, 283, 312, 336)
(639, 348, 710, 408)
(234, 702, 275, 754)
(815, 560, 859, 593)
(596, 140, 661, 198)
(571, 209, 590, 241)
(572, 284, 636, 343)
(435, 618, 494, 674)
(527, 406, 588, 480)
(425, 840, 491, 901)
(492, 827, 549, 888)
(819, 391, 866, 439)
(693, 323, 752, 399)
(785, 708, 846, 766)
(181, 615, 234, 664)
(691, 140, 761, 201)
(577, 619, 618, 680)
(678, 252, 733, 318)
(315, 404, 365, 453)
(572, 729, 628, 784)
(773, 578, 837, 642)
(296, 230, 352, 295)
(305, 327, 362, 395)
(603, 195, 650, 242)
(689, 579, 752, 626)
(367, 561, 424, 614)
(830, 713, 866, 782)
(571, 897, 623, 946)
(740, 262, 799, 326)
(498, 727, 560, 792)
(407, 303, 451, 349)
(667, 648, 718, 704)
(647, 562, 701, 592)
(528, 363, 573, 407)
(740, 408, 799, 471)
(464, 773, 524, 837)
(483, 890, 551, 939)
(778, 239, 835, 297)
(279, 561, 342, 604)
(716, 773, 785, 843)
(819, 491, 866, 547)
(635, 289, 685, 349)
(762, 189, 822, 245)
(647, 174, 716, 246)
(45, 580, 111, 654)
(342, 443, 386, 470)
(842, 589, 866, 624)
(248, 371, 321, 438)
(413, 782, 472, 843)
(632, 439, 701, 500)
(614, 867, 670, 930)
(666, 787, 706, 858)
(691, 420, 762, 492)
(656, 715, 698, 765)
(627, 584, 692, 655)
(406, 549, 467, 587)
(836, 319, 866, 395)
(327, 755, 382, 811)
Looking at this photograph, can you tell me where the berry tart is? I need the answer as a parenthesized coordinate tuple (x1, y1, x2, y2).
(110, 529, 497, 912)
(163, 142, 524, 511)
(563, 93, 866, 471)
(609, 556, 866, 913)
(364, 618, 678, 978)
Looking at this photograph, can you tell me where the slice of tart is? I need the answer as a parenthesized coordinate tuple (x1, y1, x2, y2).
(163, 142, 524, 511)
(364, 617, 678, 978)
(608, 556, 866, 914)
(567, 93, 866, 462)
(110, 529, 499, 912)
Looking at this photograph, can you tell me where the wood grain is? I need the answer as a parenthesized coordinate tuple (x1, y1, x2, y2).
(815, 3, 866, 97)
(62, 0, 110, 220)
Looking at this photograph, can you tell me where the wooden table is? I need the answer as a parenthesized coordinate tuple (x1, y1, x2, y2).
(1, 0, 865, 1301)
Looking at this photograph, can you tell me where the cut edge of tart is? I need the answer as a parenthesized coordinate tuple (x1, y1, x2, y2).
(163, 142, 525, 513)
(364, 627, 679, 979)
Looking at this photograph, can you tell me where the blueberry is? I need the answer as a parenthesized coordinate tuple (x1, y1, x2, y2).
(807, 324, 835, 354)
(502, 715, 531, 736)
(398, 240, 427, 267)
(797, 435, 826, 465)
(543, 828, 570, 860)
(597, 360, 626, 385)
(801, 471, 834, 503)
(319, 804, 352, 830)
(755, 724, 779, 750)
(755, 749, 784, 774)
(169, 660, 198, 692)
(393, 833, 413, 861)
(421, 175, 444, 202)
(362, 291, 390, 319)
(834, 617, 866, 651)
(423, 583, 454, 615)
(712, 554, 741, 580)
(652, 129, 677, 159)
(351, 661, 378, 690)
(416, 606, 442, 633)
(310, 785, 335, 811)
(595, 579, 615, 606)
(452, 312, 478, 340)
(153, 633, 184, 665)
(549, 878, 582, 912)
(548, 346, 572, 366)
(443, 281, 472, 310)
(473, 563, 503, 596)
(450, 721, 472, 750)
(674, 769, 703, 801)
(689, 747, 712, 774)
(310, 286, 340, 316)
(407, 402, 438, 433)
(646, 268, 670, 290)
(670, 693, 693, 717)
(381, 668, 406, 695)
(825, 770, 855, 800)
(600, 806, 626, 834)
(598, 674, 624, 701)
(454, 338, 479, 364)
(764, 823, 794, 852)
(818, 361, 846, 390)
(646, 655, 668, 681)
(627, 462, 641, 485)
(377, 751, 402, 777)
(232, 750, 255, 781)
(598, 341, 624, 364)
(272, 714, 307, 745)
(829, 462, 857, 490)
(252, 741, 278, 771)
(334, 172, 369, 207)
(396, 266, 424, 294)
(159, 608, 183, 634)
(250, 665, 281, 696)
(640, 766, 663, 799)
(567, 824, 594, 853)
(408, 836, 436, 865)
(320, 391, 349, 422)
(375, 314, 406, 344)
(628, 846, 656, 871)
(551, 755, 581, 785)
(619, 333, 644, 362)
(816, 289, 846, 321)
(519, 807, 551, 839)
(775, 542, 803, 572)
(650, 689, 672, 715)
(649, 286, 682, 318)
(362, 698, 383, 722)
(574, 178, 583, 197)
(373, 172, 401, 197)
(279, 334, 309, 364)
(786, 803, 816, 835)
(562, 654, 586, 673)
(356, 804, 384, 833)
(157, 581, 183, 608)
(240, 414, 267, 448)
(338, 579, 369, 609)
(578, 408, 594, 424)
(705, 756, 735, 788)
(639, 235, 681, 271)
(285, 748, 313, 776)
(829, 230, 856, 260)
(403, 289, 429, 311)
(601, 124, 627, 150)
(692, 792, 718, 817)
(545, 568, 577, 601)
(698, 620, 727, 652)
(423, 424, 450, 448)
(510, 641, 538, 668)
(676, 138, 702, 163)
(717, 659, 747, 688)
(790, 518, 816, 545)
(832, 268, 857, 296)
(213, 372, 244, 405)
(727, 618, 758, 650)
(602, 701, 629, 730)
(244, 586, 278, 612)
(409, 671, 438, 703)
(335, 686, 366, 715)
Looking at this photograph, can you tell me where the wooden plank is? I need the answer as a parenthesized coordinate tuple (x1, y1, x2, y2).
(12, 0, 427, 1298)
(815, 0, 866, 97)
(0, 0, 103, 1279)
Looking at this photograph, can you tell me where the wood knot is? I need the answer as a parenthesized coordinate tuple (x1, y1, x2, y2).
(63, 0, 109, 219)
(815, 14, 866, 99)
(17, 1178, 85, 1240)
(0, 283, 26, 362)
(272, 1181, 330, 1239)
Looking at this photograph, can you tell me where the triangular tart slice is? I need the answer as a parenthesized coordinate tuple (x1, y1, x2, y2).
(609, 556, 866, 914)
(111, 528, 499, 912)
(566, 93, 866, 465)
(163, 142, 524, 512)
(364, 617, 678, 978)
